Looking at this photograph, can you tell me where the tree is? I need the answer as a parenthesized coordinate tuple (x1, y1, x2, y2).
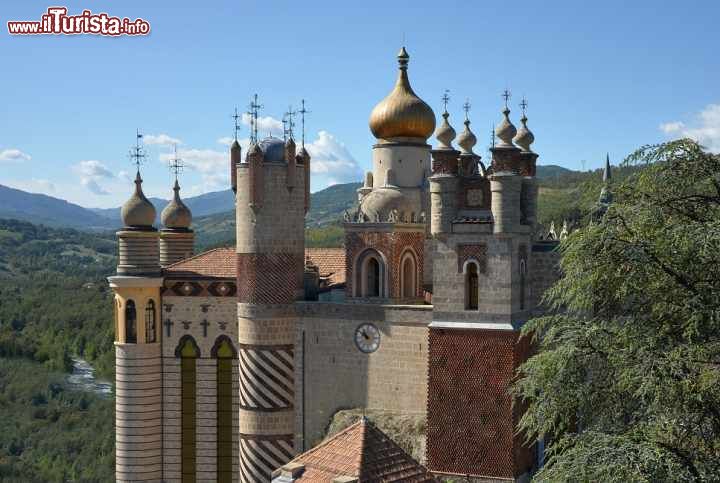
(514, 140, 720, 481)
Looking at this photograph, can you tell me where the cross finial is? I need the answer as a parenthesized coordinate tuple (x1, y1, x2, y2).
(491, 123, 496, 149)
(247, 94, 263, 143)
(284, 105, 297, 140)
(502, 89, 511, 109)
(129, 129, 147, 173)
(519, 97, 528, 116)
(232, 107, 241, 141)
(462, 98, 471, 120)
(441, 89, 450, 113)
(169, 144, 183, 182)
(298, 99, 310, 147)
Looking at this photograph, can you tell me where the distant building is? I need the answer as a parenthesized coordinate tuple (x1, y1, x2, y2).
(108, 47, 560, 483)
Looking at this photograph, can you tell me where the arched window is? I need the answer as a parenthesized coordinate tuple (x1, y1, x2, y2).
(465, 263, 479, 310)
(356, 249, 386, 298)
(367, 258, 380, 297)
(401, 251, 417, 299)
(125, 300, 137, 343)
(176, 336, 200, 483)
(212, 337, 237, 483)
(145, 300, 156, 343)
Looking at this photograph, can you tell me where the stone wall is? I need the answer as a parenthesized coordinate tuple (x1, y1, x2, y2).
(529, 242, 561, 314)
(294, 302, 431, 449)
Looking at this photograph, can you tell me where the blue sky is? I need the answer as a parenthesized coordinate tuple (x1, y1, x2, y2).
(1, 0, 719, 208)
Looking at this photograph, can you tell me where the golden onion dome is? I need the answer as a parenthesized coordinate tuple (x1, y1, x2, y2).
(369, 47, 436, 140)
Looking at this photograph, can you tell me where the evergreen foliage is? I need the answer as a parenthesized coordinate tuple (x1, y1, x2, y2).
(514, 140, 720, 481)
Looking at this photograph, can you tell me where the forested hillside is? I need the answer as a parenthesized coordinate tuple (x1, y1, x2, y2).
(0, 219, 115, 481)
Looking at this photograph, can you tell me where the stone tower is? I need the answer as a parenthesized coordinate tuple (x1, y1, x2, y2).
(235, 134, 309, 482)
(345, 47, 436, 303)
(426, 100, 539, 481)
(109, 168, 164, 483)
(160, 179, 194, 267)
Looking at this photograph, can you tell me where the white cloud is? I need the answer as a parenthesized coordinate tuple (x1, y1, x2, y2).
(242, 113, 284, 137)
(144, 133, 183, 146)
(32, 179, 56, 193)
(117, 170, 133, 184)
(217, 137, 234, 146)
(0, 148, 31, 162)
(660, 104, 720, 153)
(305, 130, 363, 186)
(74, 160, 115, 195)
(160, 147, 229, 192)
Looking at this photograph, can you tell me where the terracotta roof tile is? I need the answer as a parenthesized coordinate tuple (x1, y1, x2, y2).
(280, 418, 437, 482)
(305, 248, 346, 286)
(164, 247, 347, 286)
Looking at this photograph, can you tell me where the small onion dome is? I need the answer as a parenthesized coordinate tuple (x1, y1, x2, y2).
(513, 114, 535, 152)
(369, 47, 436, 140)
(457, 118, 477, 154)
(434, 111, 456, 149)
(121, 171, 156, 228)
(495, 106, 517, 148)
(247, 141, 263, 160)
(230, 139, 241, 159)
(161, 180, 192, 229)
(359, 187, 415, 222)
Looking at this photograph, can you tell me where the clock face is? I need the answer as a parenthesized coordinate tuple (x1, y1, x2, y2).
(354, 323, 380, 353)
(466, 188, 484, 207)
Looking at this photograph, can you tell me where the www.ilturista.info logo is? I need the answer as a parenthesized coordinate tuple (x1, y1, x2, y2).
(7, 7, 150, 36)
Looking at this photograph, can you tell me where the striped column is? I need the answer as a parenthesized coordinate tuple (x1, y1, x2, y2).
(116, 343, 162, 482)
(237, 307, 298, 483)
(159, 230, 194, 267)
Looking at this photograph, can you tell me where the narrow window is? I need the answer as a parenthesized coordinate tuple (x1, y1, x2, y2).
(125, 300, 137, 343)
(402, 254, 416, 298)
(145, 300, 156, 343)
(215, 338, 235, 483)
(179, 337, 200, 483)
(466, 264, 479, 310)
(520, 259, 527, 310)
(367, 258, 380, 297)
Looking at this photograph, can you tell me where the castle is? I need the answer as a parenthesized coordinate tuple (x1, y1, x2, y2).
(108, 47, 560, 483)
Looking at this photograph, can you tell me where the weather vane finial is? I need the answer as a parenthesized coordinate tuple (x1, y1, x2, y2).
(442, 89, 450, 113)
(169, 144, 183, 182)
(232, 107, 241, 141)
(463, 98, 471, 121)
(284, 105, 297, 140)
(298, 99, 310, 148)
(129, 129, 147, 173)
(247, 94, 263, 143)
(502, 89, 512, 109)
(520, 97, 528, 117)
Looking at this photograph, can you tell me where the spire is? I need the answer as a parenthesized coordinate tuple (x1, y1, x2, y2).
(513, 97, 535, 152)
(162, 147, 192, 229)
(603, 153, 611, 182)
(457, 98, 477, 155)
(494, 89, 517, 148)
(434, 90, 456, 149)
(299, 99, 310, 148)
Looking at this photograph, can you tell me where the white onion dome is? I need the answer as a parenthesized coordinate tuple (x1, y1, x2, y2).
(513, 114, 535, 152)
(161, 180, 192, 229)
(457, 118, 477, 154)
(121, 171, 156, 228)
(359, 187, 415, 222)
(495, 107, 517, 148)
(369, 47, 436, 140)
(435, 111, 457, 149)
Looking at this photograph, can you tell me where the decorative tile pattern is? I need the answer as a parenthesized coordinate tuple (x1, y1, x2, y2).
(457, 243, 488, 273)
(236, 252, 303, 304)
(239, 433, 294, 483)
(239, 344, 294, 411)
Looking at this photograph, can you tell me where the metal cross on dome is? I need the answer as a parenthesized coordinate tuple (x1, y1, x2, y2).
(502, 89, 512, 109)
(169, 144, 183, 181)
(247, 93, 263, 143)
(284, 105, 297, 141)
(441, 89, 450, 113)
(463, 98, 471, 120)
(129, 129, 147, 172)
(520, 97, 528, 116)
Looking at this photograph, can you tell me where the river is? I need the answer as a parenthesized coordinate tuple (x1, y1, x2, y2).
(66, 357, 113, 398)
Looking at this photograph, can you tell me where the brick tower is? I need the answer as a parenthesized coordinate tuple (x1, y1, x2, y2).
(235, 131, 309, 482)
(426, 97, 539, 481)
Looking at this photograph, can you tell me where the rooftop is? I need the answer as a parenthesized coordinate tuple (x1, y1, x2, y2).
(274, 418, 437, 482)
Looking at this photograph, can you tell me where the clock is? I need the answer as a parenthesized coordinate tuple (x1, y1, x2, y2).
(466, 188, 484, 207)
(354, 323, 380, 353)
